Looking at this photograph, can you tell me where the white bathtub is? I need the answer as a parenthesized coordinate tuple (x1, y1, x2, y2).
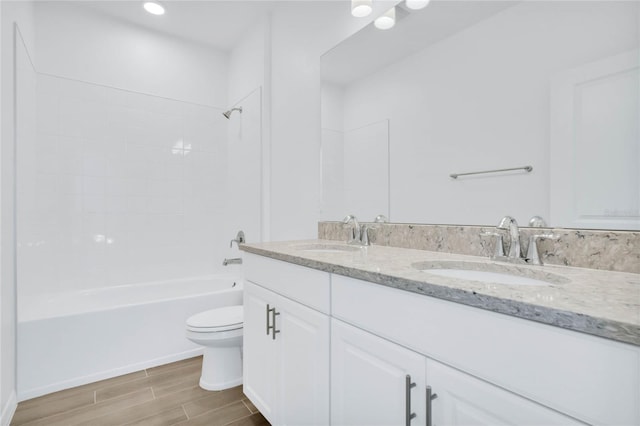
(17, 276, 242, 401)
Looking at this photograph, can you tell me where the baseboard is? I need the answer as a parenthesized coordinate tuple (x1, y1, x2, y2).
(17, 348, 203, 402)
(0, 391, 17, 426)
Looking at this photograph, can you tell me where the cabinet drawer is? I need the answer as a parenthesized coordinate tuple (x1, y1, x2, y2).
(244, 253, 330, 314)
(331, 274, 640, 426)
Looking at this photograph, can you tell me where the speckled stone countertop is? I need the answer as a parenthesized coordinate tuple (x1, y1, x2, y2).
(240, 239, 640, 346)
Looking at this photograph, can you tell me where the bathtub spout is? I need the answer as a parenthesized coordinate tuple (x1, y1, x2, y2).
(223, 258, 242, 266)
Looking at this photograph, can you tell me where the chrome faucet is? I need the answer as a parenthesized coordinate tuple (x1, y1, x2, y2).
(223, 258, 242, 266)
(497, 216, 522, 260)
(342, 215, 361, 245)
(230, 230, 245, 248)
(488, 215, 557, 265)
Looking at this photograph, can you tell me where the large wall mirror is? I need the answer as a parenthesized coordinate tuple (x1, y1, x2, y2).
(320, 0, 639, 230)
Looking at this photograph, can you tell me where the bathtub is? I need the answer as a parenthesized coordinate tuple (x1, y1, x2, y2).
(17, 276, 242, 401)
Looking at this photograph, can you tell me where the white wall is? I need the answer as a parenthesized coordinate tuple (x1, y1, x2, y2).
(34, 2, 228, 106)
(1, 1, 35, 423)
(338, 1, 639, 226)
(227, 17, 268, 245)
(268, 1, 396, 240)
(228, 17, 267, 107)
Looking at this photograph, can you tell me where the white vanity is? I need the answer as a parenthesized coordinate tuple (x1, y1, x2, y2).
(241, 241, 639, 426)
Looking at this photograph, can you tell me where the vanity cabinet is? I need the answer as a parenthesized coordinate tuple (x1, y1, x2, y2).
(426, 358, 584, 425)
(332, 319, 584, 426)
(332, 274, 639, 426)
(243, 252, 639, 426)
(331, 319, 427, 426)
(243, 254, 330, 426)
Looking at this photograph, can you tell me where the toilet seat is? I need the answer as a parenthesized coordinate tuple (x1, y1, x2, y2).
(186, 305, 243, 333)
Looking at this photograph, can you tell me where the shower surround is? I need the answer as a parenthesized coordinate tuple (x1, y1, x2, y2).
(18, 74, 231, 311)
(15, 69, 250, 398)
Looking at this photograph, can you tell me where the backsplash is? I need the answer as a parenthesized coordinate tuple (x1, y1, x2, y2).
(318, 222, 640, 274)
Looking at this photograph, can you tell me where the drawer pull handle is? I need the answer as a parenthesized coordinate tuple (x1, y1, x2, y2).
(426, 386, 438, 426)
(271, 307, 280, 340)
(406, 375, 417, 425)
(266, 304, 274, 335)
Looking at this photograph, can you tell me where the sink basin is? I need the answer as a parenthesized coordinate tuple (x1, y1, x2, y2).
(412, 260, 570, 286)
(295, 243, 363, 254)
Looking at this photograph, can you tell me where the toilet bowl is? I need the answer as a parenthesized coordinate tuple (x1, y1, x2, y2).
(185, 305, 243, 391)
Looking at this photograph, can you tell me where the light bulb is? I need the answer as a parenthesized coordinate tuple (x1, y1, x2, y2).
(351, 0, 372, 17)
(374, 7, 396, 30)
(143, 1, 165, 15)
(406, 0, 430, 10)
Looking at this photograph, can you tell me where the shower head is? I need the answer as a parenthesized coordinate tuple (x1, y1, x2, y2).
(222, 107, 243, 119)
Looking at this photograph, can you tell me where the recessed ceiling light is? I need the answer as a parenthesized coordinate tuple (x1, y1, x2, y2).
(143, 1, 165, 16)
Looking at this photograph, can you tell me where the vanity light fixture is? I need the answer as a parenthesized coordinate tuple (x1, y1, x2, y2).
(143, 1, 165, 15)
(351, 0, 373, 17)
(374, 6, 396, 30)
(405, 0, 430, 10)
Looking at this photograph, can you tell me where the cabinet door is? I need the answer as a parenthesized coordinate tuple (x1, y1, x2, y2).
(277, 295, 330, 426)
(427, 359, 586, 425)
(243, 281, 278, 423)
(331, 319, 426, 426)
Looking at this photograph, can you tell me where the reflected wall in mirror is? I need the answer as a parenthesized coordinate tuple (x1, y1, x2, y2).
(320, 117, 389, 220)
(320, 0, 639, 229)
(320, 82, 390, 221)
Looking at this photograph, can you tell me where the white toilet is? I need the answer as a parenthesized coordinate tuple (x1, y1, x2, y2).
(185, 305, 243, 391)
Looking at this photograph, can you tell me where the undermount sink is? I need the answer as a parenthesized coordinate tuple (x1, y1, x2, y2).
(412, 260, 570, 287)
(295, 243, 363, 254)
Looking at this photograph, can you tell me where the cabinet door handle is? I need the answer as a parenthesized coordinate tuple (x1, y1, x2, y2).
(426, 386, 438, 426)
(266, 304, 274, 335)
(405, 375, 417, 425)
(271, 307, 280, 340)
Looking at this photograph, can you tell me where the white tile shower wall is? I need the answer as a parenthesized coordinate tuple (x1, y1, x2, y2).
(17, 74, 229, 306)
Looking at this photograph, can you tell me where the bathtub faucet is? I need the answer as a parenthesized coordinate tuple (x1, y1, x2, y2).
(230, 230, 246, 248)
(223, 258, 243, 266)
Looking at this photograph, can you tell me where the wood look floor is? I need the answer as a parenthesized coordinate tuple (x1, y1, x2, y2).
(11, 356, 269, 426)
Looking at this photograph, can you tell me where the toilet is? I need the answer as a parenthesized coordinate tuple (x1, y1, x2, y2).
(185, 305, 243, 391)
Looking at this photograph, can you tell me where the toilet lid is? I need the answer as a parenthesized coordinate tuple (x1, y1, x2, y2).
(186, 305, 243, 332)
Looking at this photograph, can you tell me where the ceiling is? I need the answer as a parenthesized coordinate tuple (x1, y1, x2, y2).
(77, 1, 281, 51)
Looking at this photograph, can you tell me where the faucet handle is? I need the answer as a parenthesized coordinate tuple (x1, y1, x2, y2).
(374, 214, 388, 223)
(528, 216, 547, 227)
(481, 231, 505, 258)
(527, 233, 558, 265)
(230, 230, 246, 248)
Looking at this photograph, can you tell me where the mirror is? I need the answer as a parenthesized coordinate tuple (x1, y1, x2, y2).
(320, 0, 639, 230)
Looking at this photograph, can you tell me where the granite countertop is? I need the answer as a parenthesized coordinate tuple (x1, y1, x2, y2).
(240, 239, 640, 346)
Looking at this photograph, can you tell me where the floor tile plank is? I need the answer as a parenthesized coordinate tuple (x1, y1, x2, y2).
(95, 362, 201, 402)
(225, 412, 271, 426)
(11, 389, 95, 425)
(177, 401, 251, 426)
(122, 406, 188, 426)
(182, 386, 245, 418)
(89, 385, 213, 425)
(20, 387, 154, 426)
(241, 398, 257, 414)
